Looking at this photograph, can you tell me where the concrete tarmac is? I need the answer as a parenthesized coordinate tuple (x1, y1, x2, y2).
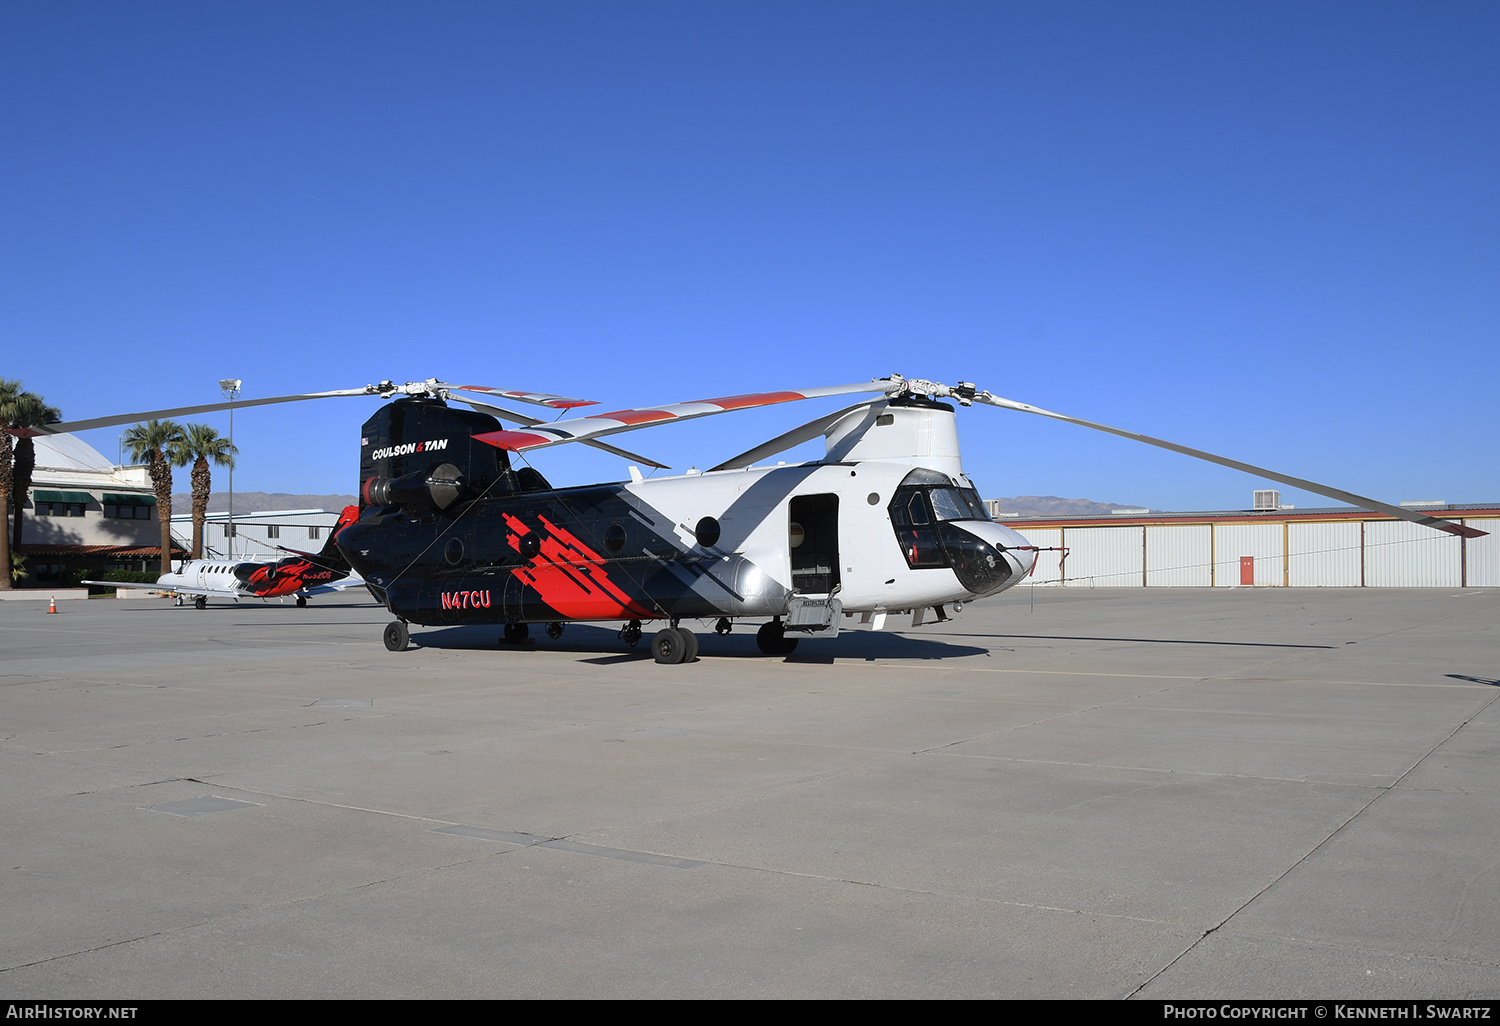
(1, 586, 1496, 999)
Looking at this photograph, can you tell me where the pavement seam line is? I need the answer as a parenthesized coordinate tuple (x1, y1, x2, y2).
(1126, 686, 1500, 999)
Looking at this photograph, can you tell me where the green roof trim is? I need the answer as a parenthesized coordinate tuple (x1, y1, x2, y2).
(35, 490, 94, 504)
(103, 493, 157, 505)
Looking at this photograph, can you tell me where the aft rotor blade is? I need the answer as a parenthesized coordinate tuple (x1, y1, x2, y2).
(28, 387, 385, 436)
(580, 439, 671, 469)
(456, 397, 670, 468)
(456, 398, 546, 427)
(444, 384, 598, 410)
(976, 391, 1487, 540)
(709, 400, 880, 472)
(472, 380, 896, 459)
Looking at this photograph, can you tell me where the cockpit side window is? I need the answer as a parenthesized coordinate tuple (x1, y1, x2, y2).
(888, 485, 946, 569)
(906, 491, 931, 525)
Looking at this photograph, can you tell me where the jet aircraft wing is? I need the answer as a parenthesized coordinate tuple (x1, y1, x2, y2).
(300, 576, 366, 596)
(80, 580, 222, 596)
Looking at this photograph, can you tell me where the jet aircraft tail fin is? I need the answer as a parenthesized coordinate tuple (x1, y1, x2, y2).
(269, 506, 360, 572)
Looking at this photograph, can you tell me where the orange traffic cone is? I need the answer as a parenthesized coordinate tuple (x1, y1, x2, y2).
(47, 596, 58, 614)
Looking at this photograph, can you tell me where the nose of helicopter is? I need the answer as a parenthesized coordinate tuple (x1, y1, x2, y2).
(940, 519, 1037, 595)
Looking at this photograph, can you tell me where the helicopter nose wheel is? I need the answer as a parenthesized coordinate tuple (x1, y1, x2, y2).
(756, 620, 798, 656)
(383, 620, 410, 652)
(652, 627, 699, 664)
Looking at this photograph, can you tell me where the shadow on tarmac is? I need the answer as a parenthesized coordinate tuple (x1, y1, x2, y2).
(986, 633, 1334, 650)
(1446, 674, 1500, 686)
(410, 622, 991, 661)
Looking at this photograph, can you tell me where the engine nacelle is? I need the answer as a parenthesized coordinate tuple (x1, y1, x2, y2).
(358, 397, 511, 513)
(364, 462, 467, 512)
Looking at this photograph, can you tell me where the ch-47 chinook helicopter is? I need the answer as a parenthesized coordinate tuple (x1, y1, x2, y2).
(30, 374, 1483, 662)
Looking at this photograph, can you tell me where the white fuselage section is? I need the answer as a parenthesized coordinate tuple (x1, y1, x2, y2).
(620, 457, 1036, 617)
(160, 560, 251, 596)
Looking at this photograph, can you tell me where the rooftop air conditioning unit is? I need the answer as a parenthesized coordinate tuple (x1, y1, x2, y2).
(1254, 490, 1280, 510)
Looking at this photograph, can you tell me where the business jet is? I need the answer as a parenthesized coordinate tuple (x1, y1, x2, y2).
(92, 506, 363, 609)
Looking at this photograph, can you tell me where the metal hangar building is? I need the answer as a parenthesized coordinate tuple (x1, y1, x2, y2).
(996, 500, 1499, 589)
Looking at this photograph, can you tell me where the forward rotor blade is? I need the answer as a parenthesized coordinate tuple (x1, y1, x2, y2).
(709, 400, 880, 472)
(28, 387, 387, 436)
(472, 380, 896, 459)
(976, 391, 1487, 540)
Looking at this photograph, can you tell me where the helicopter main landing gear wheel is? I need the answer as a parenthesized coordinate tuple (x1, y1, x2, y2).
(383, 621, 410, 652)
(756, 621, 798, 656)
(652, 627, 698, 664)
(194, 596, 207, 611)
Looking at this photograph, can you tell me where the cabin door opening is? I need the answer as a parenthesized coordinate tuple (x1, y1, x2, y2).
(789, 494, 840, 595)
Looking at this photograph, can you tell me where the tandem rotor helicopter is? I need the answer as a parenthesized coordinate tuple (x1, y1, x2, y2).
(30, 374, 1484, 663)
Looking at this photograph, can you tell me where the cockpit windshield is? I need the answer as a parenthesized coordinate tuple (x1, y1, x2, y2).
(927, 486, 990, 522)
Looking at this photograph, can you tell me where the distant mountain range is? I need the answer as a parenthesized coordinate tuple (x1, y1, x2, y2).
(172, 490, 1143, 519)
(170, 491, 358, 513)
(987, 495, 1150, 517)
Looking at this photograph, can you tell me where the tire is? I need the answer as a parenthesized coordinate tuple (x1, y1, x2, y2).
(756, 621, 783, 655)
(675, 627, 699, 662)
(756, 621, 797, 655)
(383, 621, 409, 652)
(652, 627, 686, 664)
(194, 596, 207, 611)
(296, 596, 307, 608)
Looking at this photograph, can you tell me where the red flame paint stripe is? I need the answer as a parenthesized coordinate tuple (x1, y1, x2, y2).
(472, 429, 560, 451)
(592, 409, 678, 426)
(691, 391, 804, 410)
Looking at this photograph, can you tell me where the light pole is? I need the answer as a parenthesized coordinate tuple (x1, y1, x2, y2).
(219, 379, 241, 559)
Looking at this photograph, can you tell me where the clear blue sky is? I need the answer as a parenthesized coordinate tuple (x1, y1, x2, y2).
(4, 1, 1496, 510)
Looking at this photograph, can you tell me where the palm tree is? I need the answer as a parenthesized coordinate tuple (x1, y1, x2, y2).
(0, 379, 25, 591)
(9, 391, 62, 554)
(174, 423, 237, 560)
(122, 420, 187, 576)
